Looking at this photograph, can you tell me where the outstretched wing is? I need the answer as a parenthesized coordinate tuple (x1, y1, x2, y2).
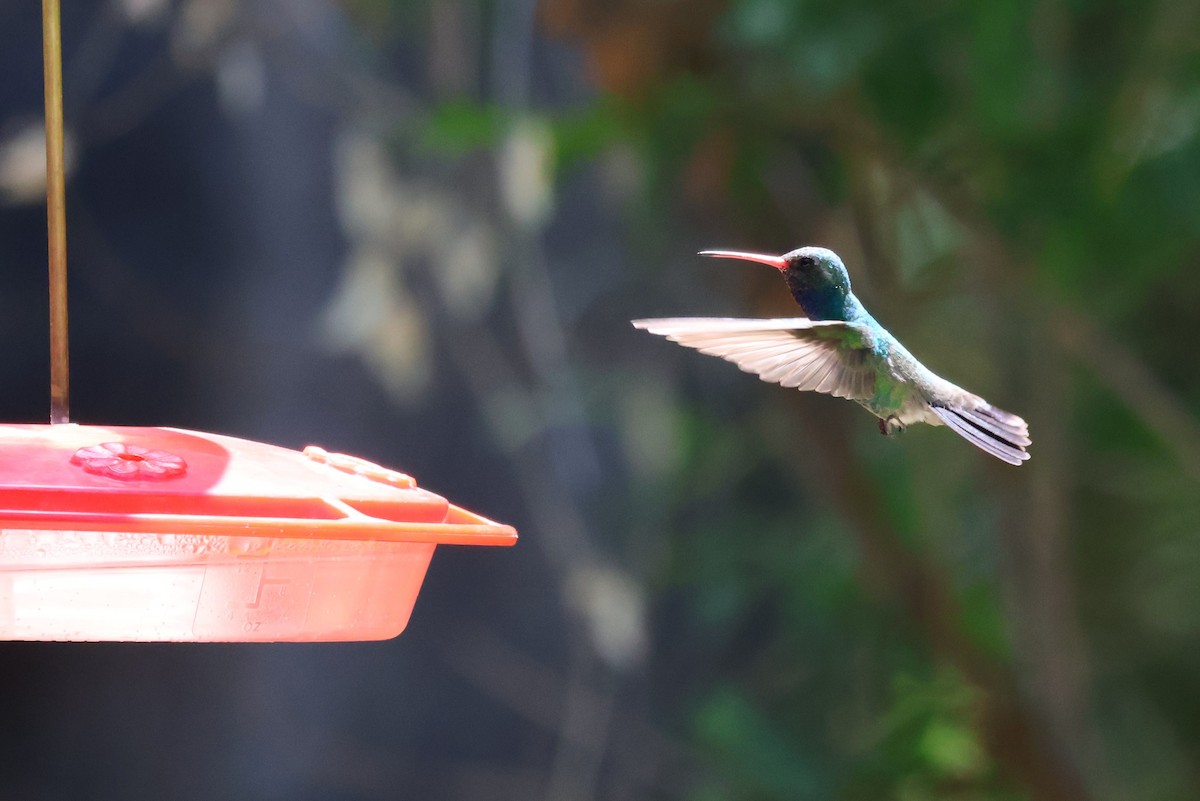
(632, 317, 878, 400)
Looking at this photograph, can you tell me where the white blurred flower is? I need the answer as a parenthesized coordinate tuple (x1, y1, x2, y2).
(499, 117, 554, 228)
(0, 120, 76, 206)
(215, 41, 267, 116)
(119, 0, 169, 26)
(335, 127, 499, 319)
(327, 125, 508, 399)
(173, 0, 237, 57)
(432, 219, 498, 321)
(319, 248, 431, 400)
(334, 130, 436, 249)
(565, 564, 647, 671)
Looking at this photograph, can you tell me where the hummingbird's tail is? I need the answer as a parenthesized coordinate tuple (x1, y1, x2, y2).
(929, 402, 1031, 465)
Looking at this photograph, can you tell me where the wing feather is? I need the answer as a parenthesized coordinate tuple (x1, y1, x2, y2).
(779, 353, 825, 388)
(632, 317, 877, 401)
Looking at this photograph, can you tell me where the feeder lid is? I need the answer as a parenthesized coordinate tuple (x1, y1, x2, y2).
(0, 424, 516, 545)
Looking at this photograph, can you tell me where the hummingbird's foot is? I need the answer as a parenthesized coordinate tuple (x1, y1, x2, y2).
(878, 415, 906, 437)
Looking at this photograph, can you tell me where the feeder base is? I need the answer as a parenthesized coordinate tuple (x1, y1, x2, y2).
(0, 530, 435, 642)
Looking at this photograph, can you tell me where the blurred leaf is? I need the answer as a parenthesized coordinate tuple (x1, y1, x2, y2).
(421, 101, 511, 155)
(967, 0, 1038, 138)
(918, 718, 985, 776)
(551, 102, 627, 170)
(959, 583, 1010, 661)
(694, 689, 829, 800)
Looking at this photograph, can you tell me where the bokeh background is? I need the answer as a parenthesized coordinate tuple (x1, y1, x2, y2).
(1, 0, 1199, 799)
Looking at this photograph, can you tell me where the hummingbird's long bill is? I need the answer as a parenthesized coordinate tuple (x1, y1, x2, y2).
(698, 250, 788, 270)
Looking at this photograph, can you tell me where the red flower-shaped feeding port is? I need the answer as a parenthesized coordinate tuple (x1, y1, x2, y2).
(71, 442, 188, 480)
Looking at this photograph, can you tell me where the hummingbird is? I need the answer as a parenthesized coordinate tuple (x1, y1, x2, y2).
(633, 247, 1030, 465)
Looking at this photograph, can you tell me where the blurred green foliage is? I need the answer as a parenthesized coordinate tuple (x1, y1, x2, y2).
(532, 0, 1199, 798)
(406, 0, 1200, 797)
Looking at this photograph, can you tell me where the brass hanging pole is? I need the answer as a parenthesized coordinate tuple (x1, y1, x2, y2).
(43, 0, 69, 424)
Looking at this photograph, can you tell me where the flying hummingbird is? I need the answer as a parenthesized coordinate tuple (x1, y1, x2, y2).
(633, 247, 1030, 465)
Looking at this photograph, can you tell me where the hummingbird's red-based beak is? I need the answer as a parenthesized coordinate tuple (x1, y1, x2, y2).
(698, 249, 788, 271)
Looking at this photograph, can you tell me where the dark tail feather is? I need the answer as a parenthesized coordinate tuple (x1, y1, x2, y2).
(930, 405, 1031, 465)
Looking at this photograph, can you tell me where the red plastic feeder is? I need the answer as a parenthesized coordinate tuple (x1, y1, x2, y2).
(0, 424, 516, 642)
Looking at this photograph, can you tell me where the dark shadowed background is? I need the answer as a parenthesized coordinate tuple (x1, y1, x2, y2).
(1, 1, 1199, 799)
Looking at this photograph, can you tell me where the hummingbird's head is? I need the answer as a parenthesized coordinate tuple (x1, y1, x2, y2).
(699, 246, 853, 319)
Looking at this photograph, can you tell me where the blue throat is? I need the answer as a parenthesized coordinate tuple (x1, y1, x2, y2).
(785, 277, 861, 322)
